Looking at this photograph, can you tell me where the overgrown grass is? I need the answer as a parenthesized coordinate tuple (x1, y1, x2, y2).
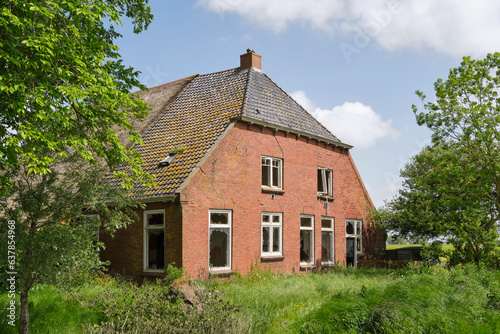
(1, 265, 500, 333)
(216, 265, 500, 333)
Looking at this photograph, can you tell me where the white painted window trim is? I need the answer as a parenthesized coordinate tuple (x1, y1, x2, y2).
(346, 219, 363, 255)
(300, 214, 315, 265)
(143, 209, 165, 272)
(317, 167, 333, 196)
(321, 217, 335, 264)
(262, 156, 283, 189)
(261, 212, 283, 257)
(209, 209, 232, 272)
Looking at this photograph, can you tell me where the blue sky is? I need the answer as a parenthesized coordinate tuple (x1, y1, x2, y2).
(114, 1, 500, 207)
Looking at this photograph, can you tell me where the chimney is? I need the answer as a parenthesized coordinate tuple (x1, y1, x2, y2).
(240, 49, 262, 70)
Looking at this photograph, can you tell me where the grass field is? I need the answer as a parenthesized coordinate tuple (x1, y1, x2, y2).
(2, 265, 500, 333)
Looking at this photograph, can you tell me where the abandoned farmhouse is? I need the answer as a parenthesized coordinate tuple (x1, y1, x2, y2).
(100, 50, 385, 280)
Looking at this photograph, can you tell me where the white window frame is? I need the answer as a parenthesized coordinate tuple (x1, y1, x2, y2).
(321, 217, 335, 264)
(346, 219, 363, 255)
(300, 214, 314, 265)
(143, 209, 165, 272)
(262, 156, 283, 189)
(317, 167, 333, 196)
(261, 212, 283, 257)
(209, 209, 232, 272)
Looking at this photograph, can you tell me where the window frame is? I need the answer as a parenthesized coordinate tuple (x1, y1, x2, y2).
(346, 219, 363, 255)
(261, 212, 283, 257)
(300, 214, 315, 266)
(262, 156, 283, 190)
(321, 217, 335, 265)
(208, 209, 232, 272)
(143, 209, 166, 272)
(317, 167, 333, 196)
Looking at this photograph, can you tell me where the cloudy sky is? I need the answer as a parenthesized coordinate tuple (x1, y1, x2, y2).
(115, 0, 500, 207)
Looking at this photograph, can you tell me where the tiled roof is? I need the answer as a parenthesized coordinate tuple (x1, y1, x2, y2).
(122, 67, 347, 199)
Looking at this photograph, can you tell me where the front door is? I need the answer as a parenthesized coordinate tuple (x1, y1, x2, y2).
(346, 237, 356, 267)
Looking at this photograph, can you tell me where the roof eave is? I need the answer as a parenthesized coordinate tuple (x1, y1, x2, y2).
(233, 115, 354, 149)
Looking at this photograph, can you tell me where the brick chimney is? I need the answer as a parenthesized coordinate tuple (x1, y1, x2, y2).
(240, 49, 262, 70)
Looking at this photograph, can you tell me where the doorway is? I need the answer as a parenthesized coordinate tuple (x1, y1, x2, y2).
(346, 237, 356, 267)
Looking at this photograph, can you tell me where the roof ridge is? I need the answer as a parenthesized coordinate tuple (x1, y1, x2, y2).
(132, 74, 198, 93)
(239, 67, 252, 117)
(258, 69, 341, 143)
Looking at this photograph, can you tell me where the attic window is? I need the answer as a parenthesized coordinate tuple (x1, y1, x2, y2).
(158, 152, 178, 167)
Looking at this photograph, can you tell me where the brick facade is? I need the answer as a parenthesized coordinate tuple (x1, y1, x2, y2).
(180, 121, 385, 278)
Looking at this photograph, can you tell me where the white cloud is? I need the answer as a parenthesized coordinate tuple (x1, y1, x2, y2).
(197, 0, 500, 57)
(291, 90, 400, 149)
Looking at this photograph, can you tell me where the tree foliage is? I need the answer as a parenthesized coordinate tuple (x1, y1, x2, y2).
(378, 53, 500, 267)
(0, 1, 154, 332)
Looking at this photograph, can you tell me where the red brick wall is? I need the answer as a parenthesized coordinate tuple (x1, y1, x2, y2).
(100, 201, 182, 280)
(180, 121, 385, 278)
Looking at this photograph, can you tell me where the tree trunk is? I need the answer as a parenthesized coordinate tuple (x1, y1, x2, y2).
(21, 289, 29, 334)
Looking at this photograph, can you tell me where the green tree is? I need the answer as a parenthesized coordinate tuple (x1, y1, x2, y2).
(378, 53, 500, 267)
(0, 1, 154, 332)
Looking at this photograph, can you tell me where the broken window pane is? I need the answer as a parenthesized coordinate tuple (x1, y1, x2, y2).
(357, 236, 362, 253)
(262, 227, 270, 253)
(346, 221, 355, 235)
(300, 230, 313, 264)
(147, 229, 165, 270)
(272, 226, 280, 252)
(210, 213, 228, 225)
(322, 231, 333, 263)
(210, 229, 229, 268)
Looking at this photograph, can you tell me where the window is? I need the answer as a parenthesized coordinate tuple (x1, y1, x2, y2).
(144, 210, 165, 271)
(262, 156, 282, 189)
(209, 210, 232, 271)
(261, 213, 282, 257)
(317, 167, 333, 196)
(300, 215, 314, 265)
(346, 220, 363, 254)
(321, 217, 334, 264)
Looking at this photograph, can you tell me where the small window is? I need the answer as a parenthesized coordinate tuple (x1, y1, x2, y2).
(317, 167, 333, 196)
(262, 156, 282, 189)
(346, 220, 362, 254)
(262, 213, 282, 257)
(300, 215, 314, 265)
(209, 210, 232, 271)
(144, 210, 165, 271)
(321, 217, 334, 264)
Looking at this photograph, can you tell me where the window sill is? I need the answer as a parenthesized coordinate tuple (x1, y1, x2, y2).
(209, 270, 234, 278)
(262, 187, 285, 195)
(317, 194, 334, 201)
(300, 264, 316, 272)
(142, 270, 165, 277)
(261, 256, 284, 262)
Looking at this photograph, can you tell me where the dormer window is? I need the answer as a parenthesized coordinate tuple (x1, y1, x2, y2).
(158, 152, 178, 167)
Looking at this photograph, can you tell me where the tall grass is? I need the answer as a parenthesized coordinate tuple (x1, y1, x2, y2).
(217, 265, 500, 333)
(1, 265, 500, 333)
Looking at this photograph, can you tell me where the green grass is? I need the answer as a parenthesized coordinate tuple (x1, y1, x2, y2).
(217, 265, 500, 333)
(2, 266, 500, 333)
(386, 243, 454, 251)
